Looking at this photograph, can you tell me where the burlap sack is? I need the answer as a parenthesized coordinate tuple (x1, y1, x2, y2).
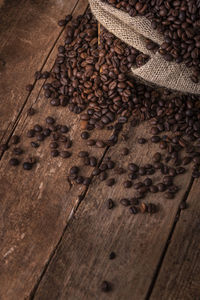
(89, 0, 200, 95)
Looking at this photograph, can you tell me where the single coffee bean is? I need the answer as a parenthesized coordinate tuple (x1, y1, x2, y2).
(58, 19, 67, 26)
(65, 14, 72, 23)
(27, 129, 35, 138)
(81, 131, 90, 140)
(123, 180, 132, 188)
(157, 183, 166, 192)
(51, 149, 59, 157)
(65, 139, 72, 149)
(23, 162, 33, 170)
(129, 206, 138, 214)
(60, 125, 69, 133)
(43, 128, 51, 137)
(92, 167, 101, 176)
(84, 157, 90, 166)
(107, 198, 115, 209)
(163, 176, 173, 186)
(106, 178, 115, 186)
(99, 171, 107, 181)
(143, 177, 152, 186)
(27, 107, 36, 116)
(147, 203, 157, 214)
(13, 147, 23, 155)
(37, 133, 45, 142)
(99, 163, 108, 171)
(128, 172, 137, 180)
(9, 158, 19, 166)
(46, 116, 55, 124)
(138, 138, 147, 144)
(26, 84, 33, 92)
(164, 192, 175, 199)
(89, 156, 97, 167)
(109, 252, 116, 260)
(31, 141, 40, 148)
(83, 177, 91, 186)
(152, 152, 161, 163)
(101, 281, 112, 292)
(128, 163, 139, 172)
(176, 167, 186, 175)
(50, 142, 59, 149)
(133, 182, 143, 190)
(76, 176, 84, 184)
(107, 160, 115, 169)
(34, 124, 43, 132)
(96, 140, 106, 148)
(70, 166, 79, 175)
(120, 198, 130, 206)
(11, 135, 20, 145)
(87, 139, 96, 146)
(138, 167, 146, 176)
(60, 151, 71, 158)
(151, 136, 161, 143)
(121, 147, 129, 156)
(168, 185, 179, 194)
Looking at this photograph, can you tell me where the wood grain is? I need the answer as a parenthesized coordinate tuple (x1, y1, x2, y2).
(33, 121, 193, 300)
(0, 1, 109, 300)
(150, 178, 200, 300)
(0, 0, 79, 143)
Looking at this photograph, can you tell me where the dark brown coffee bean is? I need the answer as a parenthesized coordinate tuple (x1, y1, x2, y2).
(46, 116, 55, 124)
(43, 128, 51, 137)
(123, 180, 132, 188)
(87, 139, 96, 146)
(176, 167, 186, 175)
(107, 199, 115, 209)
(31, 141, 39, 148)
(50, 142, 58, 149)
(106, 178, 115, 186)
(129, 206, 138, 214)
(99, 171, 107, 181)
(65, 139, 72, 149)
(133, 182, 143, 190)
(70, 166, 79, 175)
(51, 150, 59, 157)
(11, 135, 20, 145)
(149, 185, 158, 193)
(27, 129, 35, 138)
(34, 124, 43, 132)
(151, 136, 161, 143)
(23, 162, 33, 170)
(58, 19, 67, 26)
(128, 163, 139, 172)
(27, 107, 36, 116)
(0, 143, 9, 151)
(157, 183, 166, 192)
(76, 176, 84, 184)
(101, 281, 112, 292)
(152, 152, 161, 163)
(163, 176, 173, 186)
(13, 147, 23, 155)
(147, 203, 157, 214)
(138, 138, 147, 144)
(193, 157, 200, 164)
(180, 202, 187, 210)
(107, 160, 115, 169)
(121, 147, 129, 156)
(81, 131, 90, 139)
(37, 133, 45, 142)
(9, 158, 19, 166)
(89, 156, 97, 167)
(109, 252, 116, 260)
(138, 167, 146, 176)
(164, 192, 175, 199)
(60, 151, 71, 158)
(143, 178, 152, 186)
(128, 172, 137, 180)
(60, 125, 69, 133)
(96, 140, 106, 148)
(92, 167, 101, 176)
(26, 84, 33, 92)
(120, 198, 130, 206)
(83, 177, 91, 186)
(84, 157, 90, 166)
(78, 151, 89, 158)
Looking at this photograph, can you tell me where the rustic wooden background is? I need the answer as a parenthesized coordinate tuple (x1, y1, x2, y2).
(0, 0, 200, 299)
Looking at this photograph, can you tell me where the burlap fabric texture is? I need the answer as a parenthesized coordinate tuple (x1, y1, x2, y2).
(89, 0, 200, 95)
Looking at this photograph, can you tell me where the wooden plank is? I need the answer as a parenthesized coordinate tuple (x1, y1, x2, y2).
(0, 0, 79, 143)
(150, 179, 200, 300)
(32, 121, 193, 300)
(0, 1, 111, 300)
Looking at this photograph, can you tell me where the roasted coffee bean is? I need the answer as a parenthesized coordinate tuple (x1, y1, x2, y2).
(121, 147, 129, 156)
(92, 167, 101, 176)
(51, 150, 59, 157)
(140, 202, 147, 213)
(193, 157, 200, 164)
(9, 158, 19, 166)
(37, 133, 45, 142)
(143, 178, 152, 186)
(157, 183, 166, 192)
(87, 139, 96, 146)
(46, 116, 55, 124)
(70, 166, 79, 175)
(81, 131, 90, 140)
(107, 160, 115, 169)
(0, 143, 9, 151)
(101, 281, 112, 292)
(99, 171, 107, 181)
(107, 199, 115, 209)
(96, 140, 106, 148)
(23, 162, 33, 170)
(50, 142, 59, 149)
(168, 185, 179, 194)
(128, 163, 139, 173)
(99, 163, 108, 171)
(130, 197, 139, 205)
(149, 185, 158, 193)
(182, 156, 192, 165)
(60, 125, 69, 133)
(89, 156, 97, 167)
(59, 135, 68, 143)
(151, 136, 161, 143)
(26, 84, 33, 92)
(169, 168, 177, 177)
(159, 141, 167, 150)
(147, 203, 157, 214)
(60, 151, 71, 158)
(83, 177, 91, 186)
(133, 182, 143, 190)
(128, 172, 137, 180)
(123, 180, 132, 188)
(43, 128, 51, 137)
(31, 141, 39, 148)
(106, 178, 115, 186)
(163, 176, 173, 186)
(78, 151, 89, 158)
(176, 167, 186, 175)
(65, 14, 72, 23)
(109, 252, 116, 260)
(84, 157, 90, 166)
(65, 139, 72, 149)
(76, 176, 84, 184)
(58, 19, 67, 26)
(180, 202, 187, 210)
(27, 129, 35, 138)
(129, 206, 138, 214)
(164, 192, 175, 199)
(13, 147, 23, 155)
(120, 198, 130, 206)
(152, 152, 161, 163)
(138, 167, 146, 176)
(138, 138, 147, 144)
(11, 135, 20, 145)
(34, 124, 43, 132)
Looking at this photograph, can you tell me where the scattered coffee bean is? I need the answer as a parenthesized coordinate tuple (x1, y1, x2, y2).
(120, 198, 130, 206)
(60, 151, 71, 158)
(101, 281, 112, 292)
(129, 206, 138, 214)
(9, 158, 19, 166)
(106, 178, 115, 186)
(23, 162, 33, 170)
(13, 147, 23, 155)
(107, 198, 115, 209)
(123, 180, 132, 188)
(78, 151, 89, 158)
(138, 138, 146, 144)
(109, 252, 116, 260)
(81, 131, 90, 140)
(11, 135, 20, 145)
(121, 147, 129, 156)
(26, 84, 33, 92)
(51, 150, 59, 157)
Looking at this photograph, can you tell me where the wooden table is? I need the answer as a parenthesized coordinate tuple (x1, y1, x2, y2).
(0, 1, 200, 299)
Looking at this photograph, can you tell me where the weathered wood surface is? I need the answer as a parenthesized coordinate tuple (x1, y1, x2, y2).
(33, 121, 193, 300)
(0, 1, 109, 299)
(150, 178, 200, 300)
(0, 0, 79, 143)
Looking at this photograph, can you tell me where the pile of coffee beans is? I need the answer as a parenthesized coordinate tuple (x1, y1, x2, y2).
(101, 0, 200, 83)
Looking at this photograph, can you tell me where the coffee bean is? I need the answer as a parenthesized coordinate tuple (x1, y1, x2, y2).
(151, 136, 161, 143)
(23, 162, 33, 170)
(149, 185, 158, 193)
(84, 157, 90, 166)
(138, 138, 147, 144)
(128, 172, 137, 180)
(31, 141, 40, 148)
(81, 131, 90, 140)
(60, 151, 71, 158)
(120, 198, 130, 206)
(70, 166, 79, 175)
(46, 116, 55, 124)
(43, 128, 51, 137)
(99, 171, 107, 181)
(26, 84, 33, 92)
(87, 139, 96, 146)
(140, 202, 147, 213)
(13, 147, 23, 155)
(128, 163, 139, 173)
(60, 125, 69, 133)
(11, 135, 20, 145)
(147, 203, 157, 214)
(157, 183, 166, 192)
(83, 177, 91, 186)
(89, 156, 97, 167)
(164, 192, 175, 199)
(107, 160, 115, 169)
(92, 167, 101, 176)
(50, 142, 58, 149)
(133, 182, 143, 190)
(101, 281, 112, 292)
(121, 147, 129, 155)
(65, 14, 72, 23)
(163, 176, 173, 186)
(176, 167, 186, 175)
(107, 198, 115, 209)
(65, 139, 72, 149)
(109, 252, 116, 260)
(129, 206, 138, 214)
(58, 19, 67, 26)
(123, 180, 132, 188)
(78, 151, 89, 158)
(27, 129, 35, 138)
(9, 158, 19, 166)
(76, 176, 84, 184)
(37, 133, 45, 142)
(152, 152, 161, 163)
(34, 124, 43, 132)
(51, 150, 59, 157)
(106, 178, 115, 186)
(138, 167, 146, 176)
(143, 178, 152, 186)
